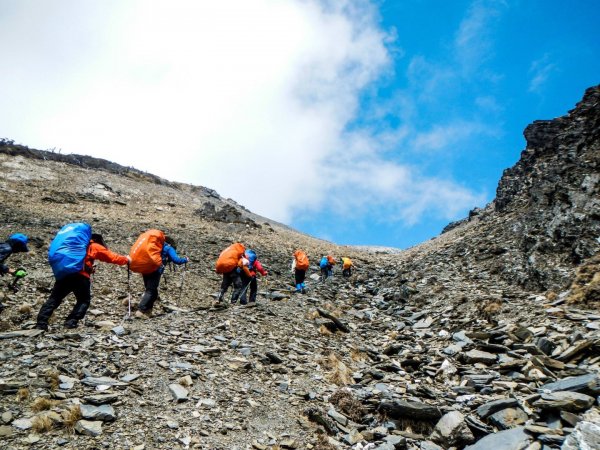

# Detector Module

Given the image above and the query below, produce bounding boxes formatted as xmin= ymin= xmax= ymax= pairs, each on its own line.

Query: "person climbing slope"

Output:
xmin=128 ymin=229 xmax=188 ymax=319
xmin=239 ymin=249 xmax=268 ymax=305
xmin=36 ymin=224 xmax=130 ymax=330
xmin=341 ymin=256 xmax=354 ymax=278
xmin=319 ymin=255 xmax=336 ymax=281
xmin=292 ymin=249 xmax=309 ymax=293
xmin=0 ymin=233 xmax=29 ymax=312
xmin=215 ymin=242 xmax=246 ymax=304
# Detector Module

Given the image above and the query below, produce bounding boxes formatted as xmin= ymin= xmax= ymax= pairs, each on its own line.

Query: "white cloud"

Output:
xmin=528 ymin=54 xmax=557 ymax=93
xmin=0 ymin=0 xmax=486 ymax=229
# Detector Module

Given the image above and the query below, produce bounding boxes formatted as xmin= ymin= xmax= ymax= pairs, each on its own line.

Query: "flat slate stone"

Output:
xmin=463 ymin=350 xmax=497 ymax=365
xmin=464 ymin=426 xmax=533 ymax=450
xmin=476 ymin=398 xmax=519 ymax=418
xmin=82 ymin=376 xmax=128 ymax=387
xmin=169 ymin=383 xmax=189 ymax=402
xmin=540 ymin=373 xmax=600 ymax=395
xmin=488 ymin=407 xmax=529 ymax=430
xmin=431 ymin=410 xmax=474 ymax=447
xmin=80 ymin=404 xmax=116 ymax=422
xmin=0 ymin=329 xmax=44 ymax=339
xmin=75 ymin=420 xmax=103 ymax=437
xmin=379 ymin=400 xmax=442 ymax=420
xmin=533 ymin=391 xmax=595 ymax=412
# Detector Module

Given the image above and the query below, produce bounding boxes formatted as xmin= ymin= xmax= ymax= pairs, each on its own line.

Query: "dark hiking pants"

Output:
xmin=294 ymin=269 xmax=306 ymax=285
xmin=139 ymin=270 xmax=162 ymax=313
xmin=36 ymin=274 xmax=91 ymax=327
xmin=220 ymin=270 xmax=242 ymax=301
xmin=240 ymin=273 xmax=257 ymax=303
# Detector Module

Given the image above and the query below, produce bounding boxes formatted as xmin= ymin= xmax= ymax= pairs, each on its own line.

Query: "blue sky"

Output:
xmin=0 ymin=0 xmax=598 ymax=248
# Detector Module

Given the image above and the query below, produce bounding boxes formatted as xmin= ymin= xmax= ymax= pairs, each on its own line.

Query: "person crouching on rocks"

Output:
xmin=239 ymin=249 xmax=268 ymax=305
xmin=36 ymin=228 xmax=130 ymax=330
xmin=215 ymin=242 xmax=246 ymax=304
xmin=0 ymin=233 xmax=30 ymax=312
xmin=292 ymin=249 xmax=309 ymax=293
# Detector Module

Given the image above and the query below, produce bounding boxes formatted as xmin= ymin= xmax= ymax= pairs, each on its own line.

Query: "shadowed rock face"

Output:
xmin=0 ymin=86 xmax=598 ymax=449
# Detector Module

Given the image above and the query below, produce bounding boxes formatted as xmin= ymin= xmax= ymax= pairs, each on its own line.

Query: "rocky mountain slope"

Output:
xmin=0 ymin=86 xmax=598 ymax=450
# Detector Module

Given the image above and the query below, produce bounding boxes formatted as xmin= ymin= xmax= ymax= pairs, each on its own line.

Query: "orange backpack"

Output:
xmin=129 ymin=229 xmax=165 ymax=274
xmin=294 ymin=250 xmax=309 ymax=270
xmin=215 ymin=243 xmax=245 ymax=274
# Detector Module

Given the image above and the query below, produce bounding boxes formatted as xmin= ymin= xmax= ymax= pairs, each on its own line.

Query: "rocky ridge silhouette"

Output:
xmin=0 ymin=86 xmax=598 ymax=449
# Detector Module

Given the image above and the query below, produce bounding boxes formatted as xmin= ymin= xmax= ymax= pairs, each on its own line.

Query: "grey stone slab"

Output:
xmin=464 ymin=426 xmax=533 ymax=450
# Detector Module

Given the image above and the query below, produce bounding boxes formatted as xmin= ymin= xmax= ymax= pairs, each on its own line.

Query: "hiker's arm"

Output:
xmin=255 ymin=260 xmax=267 ymax=276
xmin=91 ymin=244 xmax=129 ymax=266
xmin=166 ymin=246 xmax=188 ymax=265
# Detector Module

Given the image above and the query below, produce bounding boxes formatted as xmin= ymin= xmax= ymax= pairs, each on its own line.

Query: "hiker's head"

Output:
xmin=8 ymin=233 xmax=29 ymax=252
xmin=90 ymin=233 xmax=107 ymax=248
xmin=165 ymin=236 xmax=177 ymax=250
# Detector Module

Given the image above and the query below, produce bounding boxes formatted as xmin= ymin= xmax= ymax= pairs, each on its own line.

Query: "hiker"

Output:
xmin=0 ymin=233 xmax=29 ymax=311
xmin=291 ymin=249 xmax=309 ymax=293
xmin=239 ymin=249 xmax=268 ymax=304
xmin=341 ymin=257 xmax=353 ymax=278
xmin=36 ymin=224 xmax=130 ymax=330
xmin=319 ymin=255 xmax=336 ymax=280
xmin=129 ymin=230 xmax=188 ymax=319
xmin=215 ymin=242 xmax=246 ymax=303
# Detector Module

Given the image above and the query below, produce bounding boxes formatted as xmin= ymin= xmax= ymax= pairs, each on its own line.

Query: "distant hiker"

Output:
xmin=0 ymin=233 xmax=29 ymax=312
xmin=291 ymin=249 xmax=309 ymax=293
xmin=128 ymin=230 xmax=188 ymax=319
xmin=319 ymin=255 xmax=336 ymax=281
xmin=215 ymin=242 xmax=246 ymax=304
xmin=239 ymin=249 xmax=268 ymax=304
xmin=341 ymin=257 xmax=353 ymax=278
xmin=36 ymin=224 xmax=130 ymax=330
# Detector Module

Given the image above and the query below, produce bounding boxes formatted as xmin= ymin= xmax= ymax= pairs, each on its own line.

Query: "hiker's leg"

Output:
xmin=230 ymin=272 xmax=243 ymax=301
xmin=36 ymin=277 xmax=73 ymax=328
xmin=65 ymin=275 xmax=91 ymax=325
xmin=139 ymin=271 xmax=161 ymax=313
xmin=239 ymin=274 xmax=251 ymax=303
xmin=219 ymin=272 xmax=233 ymax=300
xmin=248 ymin=277 xmax=258 ymax=302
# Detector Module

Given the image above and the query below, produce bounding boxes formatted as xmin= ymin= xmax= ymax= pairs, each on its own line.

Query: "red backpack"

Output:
xmin=129 ymin=230 xmax=165 ymax=274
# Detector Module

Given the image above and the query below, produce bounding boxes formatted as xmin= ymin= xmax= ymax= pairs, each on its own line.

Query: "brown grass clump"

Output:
xmin=31 ymin=397 xmax=61 ymax=412
xmin=567 ymin=254 xmax=600 ymax=305
xmin=329 ymin=389 xmax=365 ymax=422
xmin=307 ymin=310 xmax=320 ymax=320
xmin=62 ymin=405 xmax=82 ymax=433
xmin=350 ymin=348 xmax=368 ymax=362
xmin=16 ymin=388 xmax=30 ymax=402
xmin=396 ymin=417 xmax=434 ymax=436
xmin=319 ymin=324 xmax=333 ymax=336
xmin=44 ymin=370 xmax=60 ymax=391
xmin=545 ymin=291 xmax=558 ymax=301
xmin=314 ymin=434 xmax=338 ymax=450
xmin=319 ymin=352 xmax=352 ymax=386
xmin=32 ymin=414 xmax=54 ymax=433
xmin=18 ymin=303 xmax=33 ymax=315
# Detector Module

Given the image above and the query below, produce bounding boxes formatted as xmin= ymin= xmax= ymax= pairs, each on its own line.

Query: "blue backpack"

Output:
xmin=319 ymin=256 xmax=328 ymax=269
xmin=245 ymin=249 xmax=257 ymax=269
xmin=48 ymin=223 xmax=92 ymax=280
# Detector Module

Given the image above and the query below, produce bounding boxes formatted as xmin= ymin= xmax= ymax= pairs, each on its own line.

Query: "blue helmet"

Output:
xmin=8 ymin=233 xmax=29 ymax=252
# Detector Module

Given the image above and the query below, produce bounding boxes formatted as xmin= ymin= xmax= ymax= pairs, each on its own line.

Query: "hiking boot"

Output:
xmin=35 ymin=323 xmax=48 ymax=331
xmin=240 ymin=299 xmax=248 ymax=305
xmin=64 ymin=320 xmax=78 ymax=329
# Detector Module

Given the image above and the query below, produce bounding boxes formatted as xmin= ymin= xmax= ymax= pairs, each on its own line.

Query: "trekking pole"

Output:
xmin=127 ymin=265 xmax=132 ymax=319
xmin=178 ymin=262 xmax=187 ymax=304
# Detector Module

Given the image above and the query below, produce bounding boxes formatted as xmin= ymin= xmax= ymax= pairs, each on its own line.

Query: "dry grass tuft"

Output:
xmin=396 ymin=417 xmax=435 ymax=435
xmin=16 ymin=388 xmax=30 ymax=402
xmin=32 ymin=414 xmax=54 ymax=433
xmin=31 ymin=397 xmax=60 ymax=412
xmin=350 ymin=348 xmax=368 ymax=362
xmin=319 ymin=352 xmax=352 ymax=386
xmin=314 ymin=434 xmax=338 ymax=450
xmin=329 ymin=389 xmax=365 ymax=421
xmin=62 ymin=405 xmax=81 ymax=433
xmin=319 ymin=324 xmax=333 ymax=335
xmin=307 ymin=310 xmax=320 ymax=320
xmin=44 ymin=370 xmax=60 ymax=391
xmin=567 ymin=254 xmax=600 ymax=305
xmin=18 ymin=303 xmax=33 ymax=315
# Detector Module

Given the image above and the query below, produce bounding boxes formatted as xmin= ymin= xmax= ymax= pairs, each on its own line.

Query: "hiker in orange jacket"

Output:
xmin=292 ymin=249 xmax=309 ymax=293
xmin=36 ymin=234 xmax=130 ymax=330
xmin=216 ymin=243 xmax=246 ymax=303
xmin=239 ymin=249 xmax=267 ymax=305
xmin=341 ymin=257 xmax=353 ymax=278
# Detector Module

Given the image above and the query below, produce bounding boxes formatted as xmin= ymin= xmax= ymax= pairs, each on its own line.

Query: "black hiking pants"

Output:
xmin=36 ymin=274 xmax=91 ymax=327
xmin=220 ymin=269 xmax=242 ymax=302
xmin=240 ymin=273 xmax=257 ymax=303
xmin=294 ymin=269 xmax=306 ymax=285
xmin=342 ymin=268 xmax=352 ymax=278
xmin=139 ymin=270 xmax=162 ymax=313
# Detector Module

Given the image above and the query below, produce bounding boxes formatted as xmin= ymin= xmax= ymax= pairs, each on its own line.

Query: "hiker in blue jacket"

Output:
xmin=135 ymin=236 xmax=188 ymax=319
xmin=0 ymin=233 xmax=29 ymax=312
